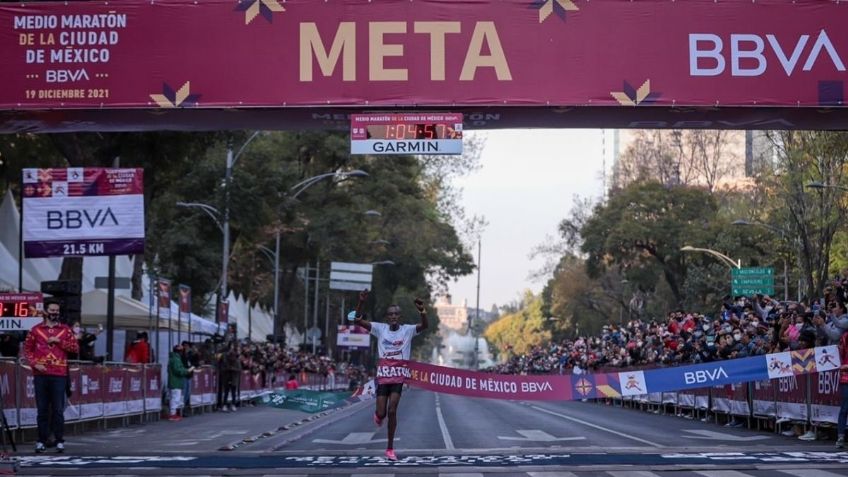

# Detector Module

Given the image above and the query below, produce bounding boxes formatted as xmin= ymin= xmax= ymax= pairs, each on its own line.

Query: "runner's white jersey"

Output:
xmin=371 ymin=322 xmax=418 ymax=360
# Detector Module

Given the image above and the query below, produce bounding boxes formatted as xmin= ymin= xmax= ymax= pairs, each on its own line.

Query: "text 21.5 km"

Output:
xmin=63 ymin=242 xmax=104 ymax=255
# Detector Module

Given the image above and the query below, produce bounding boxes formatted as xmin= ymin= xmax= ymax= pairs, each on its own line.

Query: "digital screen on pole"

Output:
xmin=351 ymin=113 xmax=463 ymax=155
xmin=364 ymin=123 xmax=461 ymax=140
xmin=0 ymin=293 xmax=44 ymax=331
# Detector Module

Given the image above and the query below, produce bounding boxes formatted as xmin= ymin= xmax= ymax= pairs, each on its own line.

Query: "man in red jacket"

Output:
xmin=23 ymin=299 xmax=79 ymax=453
xmin=125 ymin=332 xmax=150 ymax=364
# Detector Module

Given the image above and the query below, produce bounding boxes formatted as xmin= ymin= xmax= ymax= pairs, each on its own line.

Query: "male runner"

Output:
xmin=352 ymin=289 xmax=427 ymax=461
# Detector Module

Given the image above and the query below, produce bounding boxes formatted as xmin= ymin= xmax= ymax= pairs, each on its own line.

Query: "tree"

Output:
xmin=613 ymin=130 xmax=741 ymax=193
xmin=580 ymin=182 xmax=719 ymax=307
xmin=757 ymin=131 xmax=848 ymax=300
xmin=483 ymin=291 xmax=550 ymax=357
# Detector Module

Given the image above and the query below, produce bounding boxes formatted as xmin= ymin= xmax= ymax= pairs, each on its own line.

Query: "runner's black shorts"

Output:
xmin=376 ymin=382 xmax=404 ymax=396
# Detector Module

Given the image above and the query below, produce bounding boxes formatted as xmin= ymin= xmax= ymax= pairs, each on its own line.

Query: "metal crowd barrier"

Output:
xmin=0 ymin=358 xmax=163 ymax=434
xmin=0 ymin=357 xmax=354 ymax=445
xmin=603 ymin=367 xmax=842 ymax=435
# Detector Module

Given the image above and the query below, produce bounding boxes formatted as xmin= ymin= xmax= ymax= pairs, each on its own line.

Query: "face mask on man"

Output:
xmin=733 ymin=333 xmax=742 ymax=341
xmin=46 ymin=311 xmax=60 ymax=322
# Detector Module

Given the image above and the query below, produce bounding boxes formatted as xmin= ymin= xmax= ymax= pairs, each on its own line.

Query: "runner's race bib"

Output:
xmin=376 ymin=359 xmax=410 ymax=385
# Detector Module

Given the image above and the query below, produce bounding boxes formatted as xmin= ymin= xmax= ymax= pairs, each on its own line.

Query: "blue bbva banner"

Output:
xmin=644 ymin=345 xmax=841 ymax=394
xmin=388 ymin=345 xmax=843 ymax=401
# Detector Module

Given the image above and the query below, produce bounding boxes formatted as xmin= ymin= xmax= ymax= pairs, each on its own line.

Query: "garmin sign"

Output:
xmin=22 ymin=168 xmax=145 ymax=258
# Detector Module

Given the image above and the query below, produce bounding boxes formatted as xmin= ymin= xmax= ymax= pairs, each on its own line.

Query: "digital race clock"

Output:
xmin=351 ymin=113 xmax=463 ymax=155
xmin=0 ymin=292 xmax=43 ymax=331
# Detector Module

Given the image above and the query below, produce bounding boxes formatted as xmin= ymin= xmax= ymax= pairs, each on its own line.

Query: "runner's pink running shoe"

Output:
xmin=374 ymin=413 xmax=383 ymax=427
xmin=385 ymin=449 xmax=397 ymax=461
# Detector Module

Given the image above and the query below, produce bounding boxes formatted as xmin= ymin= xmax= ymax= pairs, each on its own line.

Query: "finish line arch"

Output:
xmin=2 ymin=0 xmax=847 ymax=133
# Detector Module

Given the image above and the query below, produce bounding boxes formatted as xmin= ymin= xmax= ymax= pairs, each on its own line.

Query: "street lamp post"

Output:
xmin=177 ymin=169 xmax=368 ymax=330
xmin=221 ymin=132 xmax=262 ymax=319
xmin=473 ymin=238 xmax=481 ymax=370
xmin=732 ymin=219 xmax=790 ymax=300
xmin=680 ymin=245 xmax=740 ymax=269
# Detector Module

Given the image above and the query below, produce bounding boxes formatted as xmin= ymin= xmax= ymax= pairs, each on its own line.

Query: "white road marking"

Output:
xmin=608 ymin=472 xmax=662 ymax=477
xmin=435 ymin=393 xmax=455 ymax=450
xmin=695 ymin=471 xmax=760 ymax=477
xmin=497 ymin=429 xmax=585 ymax=442
xmin=313 ymin=432 xmax=389 ymax=445
xmin=437 ymin=474 xmax=484 ymax=477
xmin=778 ymin=470 xmax=848 ymax=477
xmin=527 ymin=472 xmax=579 ymax=477
xmin=529 ymin=405 xmax=663 ymax=448
xmin=682 ymin=429 xmax=771 ymax=441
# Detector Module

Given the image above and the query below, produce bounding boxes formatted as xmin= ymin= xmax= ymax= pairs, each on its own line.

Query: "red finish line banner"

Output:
xmin=1 ymin=0 xmax=847 ymax=111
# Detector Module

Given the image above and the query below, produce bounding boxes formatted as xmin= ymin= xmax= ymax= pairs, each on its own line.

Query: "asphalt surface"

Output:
xmin=11 ymin=388 xmax=848 ymax=476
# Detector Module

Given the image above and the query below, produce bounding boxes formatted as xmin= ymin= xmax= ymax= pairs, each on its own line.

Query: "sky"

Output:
xmin=446 ymin=129 xmax=610 ymax=312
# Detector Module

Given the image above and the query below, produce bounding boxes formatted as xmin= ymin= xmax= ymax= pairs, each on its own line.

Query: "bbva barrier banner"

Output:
xmin=21 ymin=168 xmax=145 ymax=258
xmin=2 ymin=0 xmax=848 ymax=113
xmin=376 ymin=345 xmax=842 ymax=401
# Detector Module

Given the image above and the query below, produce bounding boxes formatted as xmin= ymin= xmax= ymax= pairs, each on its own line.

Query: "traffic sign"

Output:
xmin=730 ymin=267 xmax=774 ymax=296
xmin=731 ymin=278 xmax=773 ymax=286
xmin=731 ymin=267 xmax=774 ymax=276
xmin=732 ymin=286 xmax=776 ymax=296
xmin=307 ymin=327 xmax=322 ymax=341
xmin=330 ymin=262 xmax=373 ymax=292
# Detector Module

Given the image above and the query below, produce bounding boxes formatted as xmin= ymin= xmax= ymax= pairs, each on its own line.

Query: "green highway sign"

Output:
xmin=730 ymin=267 xmax=774 ymax=296
xmin=731 ymin=267 xmax=774 ymax=276
xmin=732 ymin=277 xmax=773 ymax=286
xmin=732 ymin=286 xmax=776 ymax=296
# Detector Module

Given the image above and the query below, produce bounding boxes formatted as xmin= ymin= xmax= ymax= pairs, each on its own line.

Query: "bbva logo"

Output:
xmin=684 ymin=367 xmax=729 ymax=384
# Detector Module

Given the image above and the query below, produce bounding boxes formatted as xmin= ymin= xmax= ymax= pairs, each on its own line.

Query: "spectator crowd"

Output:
xmin=487 ymin=288 xmax=848 ymax=376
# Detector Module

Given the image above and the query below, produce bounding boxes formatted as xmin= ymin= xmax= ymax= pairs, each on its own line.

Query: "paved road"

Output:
xmin=12 ymin=388 xmax=848 ymax=476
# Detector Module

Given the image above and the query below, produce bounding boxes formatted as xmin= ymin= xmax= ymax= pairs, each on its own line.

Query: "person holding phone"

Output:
xmin=350 ymin=289 xmax=428 ymax=461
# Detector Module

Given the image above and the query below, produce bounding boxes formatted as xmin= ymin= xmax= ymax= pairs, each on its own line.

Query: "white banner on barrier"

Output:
xmin=127 ymin=399 xmax=144 ymax=414
xmin=753 ymin=399 xmax=776 ymax=417
xmin=677 ymin=393 xmax=695 ymax=408
xmin=3 ymin=409 xmax=17 ymax=428
xmin=712 ymin=397 xmax=731 ymax=414
xmin=145 ymin=398 xmax=161 ymax=412
xmin=811 ymin=404 xmax=839 ymax=424
xmin=19 ymin=407 xmax=36 ymax=427
xmin=81 ymin=403 xmax=104 ymax=420
xmin=64 ymin=402 xmax=80 ymax=422
xmin=776 ymin=401 xmax=807 ymax=421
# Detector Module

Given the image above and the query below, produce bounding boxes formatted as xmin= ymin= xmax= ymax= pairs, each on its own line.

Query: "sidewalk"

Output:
xmin=23 ymin=405 xmax=313 ymax=456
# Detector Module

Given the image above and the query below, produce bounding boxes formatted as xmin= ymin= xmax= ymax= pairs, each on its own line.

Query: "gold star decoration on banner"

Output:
xmin=150 ymin=81 xmax=200 ymax=108
xmin=237 ymin=0 xmax=285 ymax=25
xmin=532 ymin=0 xmax=579 ymax=24
xmin=610 ymin=79 xmax=661 ymax=106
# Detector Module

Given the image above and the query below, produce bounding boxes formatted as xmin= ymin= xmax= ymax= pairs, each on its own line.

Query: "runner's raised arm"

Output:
xmin=414 ymin=298 xmax=428 ymax=333
xmin=354 ymin=289 xmax=372 ymax=331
